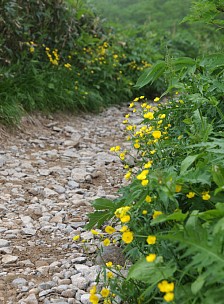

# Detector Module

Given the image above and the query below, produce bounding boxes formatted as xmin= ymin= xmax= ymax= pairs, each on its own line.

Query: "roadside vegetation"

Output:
xmin=84 ymin=1 xmax=224 ymax=303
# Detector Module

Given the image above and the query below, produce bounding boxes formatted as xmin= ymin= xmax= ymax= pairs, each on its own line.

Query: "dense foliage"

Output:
xmin=0 ymin=0 xmax=154 ymax=124
xmin=85 ymin=1 xmax=224 ymax=303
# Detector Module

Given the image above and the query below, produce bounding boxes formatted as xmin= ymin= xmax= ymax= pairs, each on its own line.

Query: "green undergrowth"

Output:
xmin=84 ymin=1 xmax=224 ymax=303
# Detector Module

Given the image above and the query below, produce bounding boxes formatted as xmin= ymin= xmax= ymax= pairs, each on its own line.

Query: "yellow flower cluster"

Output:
xmin=115 ymin=206 xmax=131 ymax=223
xmin=45 ymin=47 xmax=60 ymax=65
xmin=89 ymin=285 xmax=99 ymax=304
xmin=137 ymin=169 xmax=149 ymax=186
xmin=158 ymin=280 xmax=175 ymax=302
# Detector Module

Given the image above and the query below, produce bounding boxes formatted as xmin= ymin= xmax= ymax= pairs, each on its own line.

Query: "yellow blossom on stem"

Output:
xmin=142 ymin=210 xmax=148 ymax=215
xmin=144 ymin=112 xmax=154 ymax=120
xmin=106 ymin=261 xmax=113 ymax=268
xmin=101 ymin=288 xmax=110 ymax=298
xmin=145 ymin=195 xmax=152 ymax=203
xmin=134 ymin=143 xmax=140 ymax=149
xmin=137 ymin=170 xmax=149 ymax=180
xmin=89 ymin=294 xmax=99 ymax=304
xmin=73 ymin=235 xmax=80 ymax=241
xmin=120 ymin=226 xmax=128 ymax=232
xmin=91 ymin=229 xmax=99 ymax=235
xmin=186 ymin=192 xmax=195 ymax=198
xmin=150 ymin=150 xmax=156 ymax=155
xmin=202 ymin=191 xmax=211 ymax=200
xmin=164 ymin=292 xmax=174 ymax=302
xmin=120 ymin=215 xmax=131 ymax=223
xmin=134 ymin=97 xmax=139 ymax=102
xmin=158 ymin=280 xmax=175 ymax=293
xmin=129 ymin=102 xmax=135 ymax=108
xmin=175 ymin=185 xmax=182 ymax=193
xmin=103 ymin=238 xmax=110 ymax=246
xmin=146 ymin=235 xmax=156 ymax=244
xmin=152 ymin=130 xmax=162 ymax=139
xmin=154 ymin=97 xmax=160 ymax=102
xmin=107 ymin=271 xmax=114 ymax=279
xmin=105 ymin=226 xmax=116 ymax=234
xmin=124 ymin=171 xmax=132 ymax=180
xmin=141 ymin=179 xmax=149 ymax=186
xmin=146 ymin=253 xmax=156 ymax=262
xmin=153 ymin=210 xmax=163 ymax=219
xmin=122 ymin=231 xmax=134 ymax=244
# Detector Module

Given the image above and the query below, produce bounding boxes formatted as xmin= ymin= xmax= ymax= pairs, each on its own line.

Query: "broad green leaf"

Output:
xmin=92 ymin=198 xmax=115 ymax=211
xmin=191 ymin=275 xmax=206 ymax=295
xmin=135 ymin=61 xmax=166 ymax=88
xmin=180 ymin=154 xmax=199 ymax=174
xmin=212 ymin=165 xmax=224 ymax=188
xmin=127 ymin=257 xmax=176 ymax=283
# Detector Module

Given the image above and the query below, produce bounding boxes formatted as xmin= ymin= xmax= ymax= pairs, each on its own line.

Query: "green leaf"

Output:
xmin=92 ymin=198 xmax=115 ymax=211
xmin=85 ymin=210 xmax=112 ymax=229
xmin=180 ymin=154 xmax=199 ymax=174
xmin=135 ymin=61 xmax=166 ymax=88
xmin=127 ymin=257 xmax=176 ymax=283
xmin=212 ymin=165 xmax=224 ymax=188
xmin=151 ymin=210 xmax=188 ymax=225
xmin=191 ymin=275 xmax=206 ymax=295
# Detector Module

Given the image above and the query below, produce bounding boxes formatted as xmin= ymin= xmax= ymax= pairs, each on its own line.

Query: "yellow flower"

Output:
xmin=106 ymin=261 xmax=113 ymax=268
xmin=158 ymin=280 xmax=175 ymax=293
xmin=114 ymin=146 xmax=120 ymax=151
xmin=129 ymin=102 xmax=135 ymax=108
xmin=122 ymin=231 xmax=134 ymax=244
xmin=159 ymin=114 xmax=166 ymax=119
xmin=105 ymin=226 xmax=116 ymax=234
xmin=123 ymin=120 xmax=128 ymax=124
xmin=202 ymin=191 xmax=211 ymax=200
xmin=145 ymin=195 xmax=152 ymax=203
xmin=164 ymin=292 xmax=174 ymax=302
xmin=29 ymin=47 xmax=35 ymax=53
xmin=120 ymin=215 xmax=131 ymax=223
xmin=137 ymin=170 xmax=149 ymax=180
xmin=91 ymin=229 xmax=99 ymax=235
xmin=125 ymin=171 xmax=132 ymax=180
xmin=119 ymin=152 xmax=126 ymax=160
xmin=133 ymin=108 xmax=136 ymax=113
xmin=110 ymin=147 xmax=115 ymax=152
xmin=142 ymin=210 xmax=148 ymax=215
xmin=115 ymin=206 xmax=131 ymax=219
xmin=175 ymin=185 xmax=182 ymax=193
xmin=144 ymin=161 xmax=153 ymax=169
xmin=150 ymin=150 xmax=156 ymax=155
xmin=125 ymin=114 xmax=130 ymax=118
xmin=146 ymin=235 xmax=156 ymax=244
xmin=144 ymin=112 xmax=154 ymax=120
xmin=89 ymin=293 xmax=99 ymax=304
xmin=134 ymin=97 xmax=139 ymax=102
xmin=152 ymin=130 xmax=162 ymax=139
xmin=153 ymin=210 xmax=163 ymax=219
xmin=140 ymin=95 xmax=145 ymax=99
xmin=134 ymin=143 xmax=140 ymax=149
xmin=141 ymin=179 xmax=149 ymax=186
xmin=90 ymin=285 xmax=97 ymax=294
xmin=101 ymin=288 xmax=110 ymax=298
xmin=72 ymin=235 xmax=80 ymax=241
xmin=126 ymin=125 xmax=133 ymax=131
xmin=186 ymin=191 xmax=195 ymax=198
xmin=120 ymin=225 xmax=128 ymax=232
xmin=154 ymin=97 xmax=160 ymax=102
xmin=107 ymin=271 xmax=114 ymax=279
xmin=146 ymin=253 xmax=156 ymax=262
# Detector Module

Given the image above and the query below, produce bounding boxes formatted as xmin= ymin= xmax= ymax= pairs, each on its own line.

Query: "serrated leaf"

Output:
xmin=127 ymin=257 xmax=176 ymax=283
xmin=85 ymin=210 xmax=112 ymax=229
xmin=92 ymin=198 xmax=115 ymax=211
xmin=191 ymin=275 xmax=206 ymax=295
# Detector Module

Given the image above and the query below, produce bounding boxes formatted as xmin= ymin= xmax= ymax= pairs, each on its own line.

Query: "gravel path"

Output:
xmin=0 ymin=106 xmax=128 ymax=304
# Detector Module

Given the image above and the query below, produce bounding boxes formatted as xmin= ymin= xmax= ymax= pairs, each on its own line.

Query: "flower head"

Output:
xmin=122 ymin=231 xmax=134 ymax=244
xmin=146 ymin=253 xmax=156 ymax=262
xmin=146 ymin=235 xmax=156 ymax=245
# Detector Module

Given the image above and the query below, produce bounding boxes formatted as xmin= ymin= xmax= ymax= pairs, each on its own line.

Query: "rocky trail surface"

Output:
xmin=0 ymin=106 xmax=128 ymax=304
